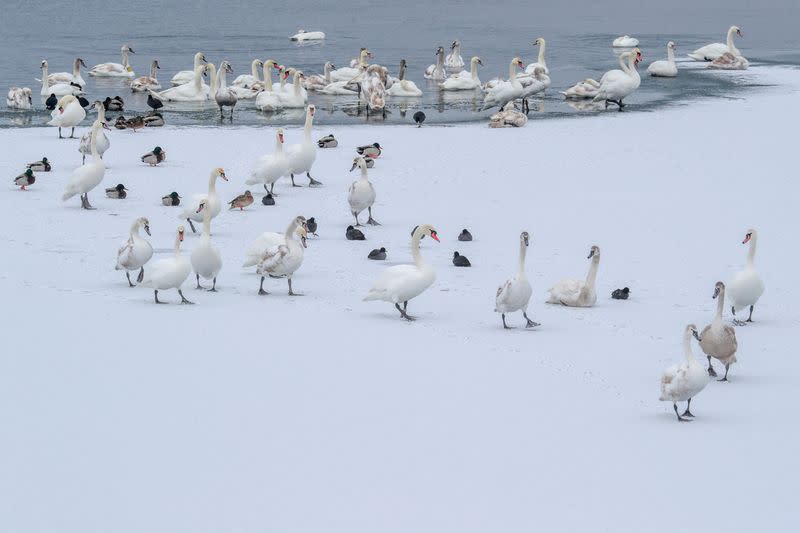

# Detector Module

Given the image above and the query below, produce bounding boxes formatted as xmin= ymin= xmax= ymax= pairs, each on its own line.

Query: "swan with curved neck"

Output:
xmin=131 ymin=60 xmax=162 ymax=91
xmin=257 ymin=216 xmax=308 ymax=296
xmin=495 ymin=231 xmax=539 ymax=328
xmin=48 ymin=94 xmax=86 ymax=138
xmin=180 ymin=167 xmax=228 ymax=233
xmin=546 ymin=245 xmax=600 ymax=307
xmin=47 ymin=57 xmax=87 ymax=87
xmin=593 ymin=49 xmax=641 ymax=109
xmin=61 ymin=119 xmax=106 ymax=209
xmin=660 ymin=325 xmax=710 ymax=421
xmin=115 ymin=217 xmax=153 ymax=286
xmin=689 ymin=25 xmax=742 ymax=61
xmin=699 ymin=282 xmax=738 ymax=381
xmin=170 ymin=52 xmax=208 ymax=85
xmin=728 ymin=228 xmax=765 ymax=324
xmin=89 ymin=44 xmax=135 ymax=77
xmin=148 ymin=64 xmax=209 ymax=102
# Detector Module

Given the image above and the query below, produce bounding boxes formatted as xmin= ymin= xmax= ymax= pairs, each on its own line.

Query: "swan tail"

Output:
xmin=362 ymin=290 xmax=385 ymax=302
xmin=241 ymin=256 xmax=259 ymax=268
xmin=61 ymin=189 xmax=77 ymax=201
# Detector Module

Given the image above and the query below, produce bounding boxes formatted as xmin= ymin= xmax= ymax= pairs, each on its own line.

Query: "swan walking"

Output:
xmin=424 ymin=47 xmax=446 ymax=81
xmin=699 ymin=282 xmax=738 ymax=381
xmin=61 ymin=119 xmax=106 ymax=209
xmin=440 ymin=56 xmax=483 ymax=91
xmin=256 ymin=216 xmax=308 ymax=296
xmin=364 ymin=224 xmax=440 ymax=321
xmin=180 ymin=168 xmax=228 ymax=233
xmin=115 ymin=217 xmax=153 ymax=286
xmin=130 ymin=60 xmax=162 ymax=92
xmin=89 ymin=44 xmax=135 ymax=77
xmin=79 ymin=101 xmax=110 ymax=163
xmin=593 ymin=49 xmax=641 ymax=110
xmin=648 ymin=42 xmax=678 ymax=77
xmin=190 ymin=201 xmax=223 ymax=291
xmin=386 ymin=59 xmax=423 ymax=97
xmin=348 ymin=156 xmax=379 ymax=226
xmin=39 ymin=60 xmax=84 ymax=97
xmin=246 ymin=128 xmax=289 ymax=195
xmin=140 ymin=226 xmax=193 ymax=304
xmin=286 ymin=105 xmax=322 ymax=187
xmin=170 ymin=52 xmax=208 ymax=86
xmin=688 ymin=26 xmax=742 ymax=61
xmin=659 ymin=325 xmax=710 ymax=422
xmin=728 ymin=229 xmax=765 ymax=325
xmin=7 ymin=87 xmax=33 ymax=110
xmin=495 ymin=231 xmax=539 ymax=329
xmin=547 ymin=245 xmax=600 ymax=307
xmin=444 ymin=40 xmax=464 ymax=72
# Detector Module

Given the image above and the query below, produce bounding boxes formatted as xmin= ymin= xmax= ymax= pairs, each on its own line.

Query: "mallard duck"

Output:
xmin=114 ymin=116 xmax=128 ymax=129
xmin=147 ymin=93 xmax=164 ymax=112
xmin=453 ymin=251 xmax=471 ymax=267
xmin=368 ymin=247 xmax=387 ymax=260
xmin=126 ymin=115 xmax=145 ymax=131
xmin=306 ymin=217 xmax=318 ymax=236
xmin=458 ymin=229 xmax=473 ymax=241
xmin=143 ymin=112 xmax=164 ymax=127
xmin=229 ymin=190 xmax=254 ymax=210
xmin=141 ymin=146 xmax=166 ymax=166
xmin=45 ymin=93 xmax=58 ymax=111
xmin=27 ymin=157 xmax=51 ymax=172
xmin=356 ymin=142 xmax=382 ymax=158
xmin=103 ymin=95 xmax=124 ymax=111
xmin=317 ymin=134 xmax=337 ymax=148
xmin=413 ymin=111 xmax=426 ymax=127
xmin=105 ymin=183 xmax=127 ymax=199
xmin=77 ymin=95 xmax=91 ymax=108
xmin=162 ymin=191 xmax=181 ymax=206
xmin=14 ymin=168 xmax=35 ymax=190
xmin=611 ymin=287 xmax=630 ymax=300
xmin=364 ymin=156 xmax=375 ymax=168
xmin=262 ymin=193 xmax=275 ymax=206
xmin=346 ymin=225 xmax=365 ymax=240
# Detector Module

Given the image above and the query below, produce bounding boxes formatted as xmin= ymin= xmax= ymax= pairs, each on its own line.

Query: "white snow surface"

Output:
xmin=1 ymin=66 xmax=798 ymax=532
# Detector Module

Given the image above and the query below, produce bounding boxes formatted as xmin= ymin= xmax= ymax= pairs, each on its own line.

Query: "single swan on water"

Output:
xmin=190 ymin=201 xmax=223 ymax=291
xmin=688 ymin=26 xmax=742 ymax=61
xmin=546 ymin=245 xmax=600 ymax=307
xmin=524 ymin=38 xmax=548 ymax=74
xmin=728 ymin=228 xmax=765 ymax=325
xmin=386 ymin=59 xmax=423 ymax=96
xmin=290 ymin=29 xmax=326 ymax=41
xmin=495 ymin=231 xmax=539 ymax=329
xmin=364 ymin=224 xmax=440 ymax=321
xmin=699 ymin=282 xmax=738 ymax=381
xmin=89 ymin=44 xmax=135 ymax=77
xmin=659 ymin=324 xmax=710 ymax=422
xmin=131 ymin=60 xmax=162 ymax=92
xmin=140 ymin=226 xmax=193 ymax=304
xmin=444 ymin=40 xmax=464 ymax=71
xmin=61 ymin=119 xmax=106 ymax=209
xmin=440 ymin=56 xmax=483 ymax=91
xmin=647 ymin=41 xmax=678 ymax=77
xmin=115 ymin=217 xmax=153 ymax=286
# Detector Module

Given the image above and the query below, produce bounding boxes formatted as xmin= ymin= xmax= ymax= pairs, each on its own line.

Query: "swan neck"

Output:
xmin=715 ymin=288 xmax=725 ymax=322
xmin=218 ymin=66 xmax=228 ymax=90
xmin=746 ymin=235 xmax=757 ymax=266
xmin=173 ymin=233 xmax=183 ymax=256
xmin=508 ymin=60 xmax=516 ymax=80
xmin=208 ymin=172 xmax=218 ymax=193
xmin=538 ymin=42 xmax=546 ymax=67
xmin=121 ymin=49 xmax=129 ymax=68
xmin=517 ymin=241 xmax=527 ymax=276
xmin=90 ymin=122 xmax=100 ymax=159
xmin=73 ymin=59 xmax=81 ymax=76
xmin=411 ymin=232 xmax=425 ymax=267
xmin=150 ymin=62 xmax=158 ymax=78
xmin=263 ymin=65 xmax=273 ymax=91
xmin=130 ymin=219 xmax=142 ymax=236
xmin=360 ymin=166 xmax=369 ymax=180
xmin=252 ymin=60 xmax=260 ymax=79
xmin=284 ymin=220 xmax=298 ymax=240
xmin=585 ymin=255 xmax=600 ymax=289
xmin=683 ymin=332 xmax=695 ymax=363
xmin=470 ymin=60 xmax=478 ymax=79
xmin=667 ymin=46 xmax=675 ymax=63
xmin=727 ymin=28 xmax=736 ymax=51
xmin=398 ymin=61 xmax=406 ymax=80
xmin=194 ymin=65 xmax=205 ymax=90
xmin=437 ymin=51 xmax=444 ymax=69
xmin=201 ymin=209 xmax=211 ymax=240
xmin=41 ymin=64 xmax=49 ymax=90
xmin=303 ymin=110 xmax=313 ymax=139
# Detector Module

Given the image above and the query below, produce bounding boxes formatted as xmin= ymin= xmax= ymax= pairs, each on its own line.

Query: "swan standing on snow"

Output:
xmin=287 ymin=105 xmax=322 ymax=187
xmin=61 ymin=119 xmax=106 ymax=209
xmin=47 ymin=58 xmax=87 ymax=87
xmin=495 ymin=231 xmax=539 ymax=329
xmin=364 ymin=224 xmax=440 ymax=321
xmin=89 ymin=44 xmax=135 ymax=77
xmin=728 ymin=228 xmax=765 ymax=325
xmin=348 ymin=156 xmax=379 ymax=226
xmin=444 ymin=40 xmax=464 ymax=71
xmin=131 ymin=60 xmax=162 ymax=92
xmin=613 ymin=35 xmax=639 ymax=47
xmin=699 ymin=282 xmax=738 ymax=381
xmin=547 ymin=245 xmax=600 ymax=307
xmin=290 ymin=29 xmax=326 ymax=41
xmin=79 ymin=101 xmax=110 ymax=163
xmin=593 ymin=49 xmax=641 ymax=109
xmin=440 ymin=56 xmax=483 ymax=91
xmin=524 ymin=38 xmax=548 ymax=74
xmin=48 ymin=94 xmax=86 ymax=138
xmin=213 ymin=60 xmax=237 ymax=119
xmin=483 ymin=57 xmax=525 ymax=109
xmin=190 ymin=201 xmax=223 ymax=291
xmin=424 ymin=47 xmax=446 ymax=81
xmin=246 ymin=128 xmax=289 ymax=195
xmin=659 ymin=324 xmax=710 ymax=422
xmin=386 ymin=59 xmax=423 ymax=96
xmin=256 ymin=216 xmax=308 ymax=296
xmin=148 ymin=64 xmax=209 ymax=102
xmin=648 ymin=41 xmax=678 ymax=77
xmin=140 ymin=226 xmax=193 ymax=304
xmin=688 ymin=25 xmax=742 ymax=61
xmin=171 ymin=52 xmax=208 ymax=86
xmin=7 ymin=87 xmax=32 ymax=110
xmin=115 ymin=217 xmax=153 ymax=286
xmin=242 ymin=224 xmax=307 ymax=269
xmin=39 ymin=61 xmax=84 ymax=97
xmin=180 ymin=167 xmax=228 ymax=233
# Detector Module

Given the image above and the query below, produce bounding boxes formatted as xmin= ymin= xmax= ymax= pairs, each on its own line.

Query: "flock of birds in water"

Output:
xmin=8 ymin=25 xmax=762 ymax=421
xmin=5 ymin=26 xmax=750 ymax=128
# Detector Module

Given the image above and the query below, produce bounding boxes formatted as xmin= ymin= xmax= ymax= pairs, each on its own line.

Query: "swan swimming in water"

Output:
xmin=290 ymin=29 xmax=326 ymax=41
xmin=171 ymin=52 xmax=208 ymax=86
xmin=89 ymin=44 xmax=135 ymax=77
xmin=424 ymin=47 xmax=446 ymax=81
xmin=593 ymin=49 xmax=641 ymax=110
xmin=440 ymin=56 xmax=483 ymax=91
xmin=131 ymin=60 xmax=162 ymax=91
xmin=148 ymin=64 xmax=210 ymax=103
xmin=444 ymin=40 xmax=464 ymax=71
xmin=47 ymin=57 xmax=87 ymax=87
xmin=6 ymin=87 xmax=32 ymax=110
xmin=482 ymin=57 xmax=525 ymax=109
xmin=39 ymin=61 xmax=84 ymax=97
xmin=647 ymin=41 xmax=678 ymax=77
xmin=386 ymin=59 xmax=423 ymax=97
xmin=613 ymin=35 xmax=639 ymax=47
xmin=688 ymin=25 xmax=743 ymax=61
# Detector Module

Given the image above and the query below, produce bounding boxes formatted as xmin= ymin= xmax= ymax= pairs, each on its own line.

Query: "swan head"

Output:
xmin=307 ymin=104 xmax=316 ymax=117
xmin=177 ymin=226 xmax=185 ymax=242
xmin=436 ymin=46 xmax=445 ymax=56
xmin=76 ymin=58 xmax=87 ymax=68
xmin=587 ymin=245 xmax=600 ymax=259
xmin=222 ymin=61 xmax=233 ymax=74
xmin=532 ymin=37 xmax=545 ymax=46
xmin=324 ymin=61 xmax=335 ymax=70
xmin=512 ymin=57 xmax=525 ymax=69
xmin=194 ymin=52 xmax=207 ymax=63
xmin=471 ymin=56 xmax=483 ymax=67
xmin=40 ymin=60 xmax=48 ymax=69
xmin=451 ymin=40 xmax=460 ymax=50
xmin=136 ymin=217 xmax=151 ymax=236
xmin=122 ymin=44 xmax=134 ymax=54
xmin=153 ymin=59 xmax=161 ymax=69
xmin=350 ymin=156 xmax=367 ymax=172
xmin=667 ymin=41 xmax=676 ymax=50
xmin=213 ymin=167 xmax=229 ymax=181
xmin=92 ymin=99 xmax=103 ymax=111
xmin=686 ymin=324 xmax=700 ymax=341
xmin=731 ymin=26 xmax=743 ymax=37
xmin=413 ymin=224 xmax=440 ymax=242
xmin=520 ymin=231 xmax=530 ymax=247
xmin=632 ymin=48 xmax=642 ymax=65
xmin=742 ymin=228 xmax=756 ymax=244
xmin=276 ymin=128 xmax=285 ymax=144
xmin=264 ymin=59 xmax=278 ymax=70
xmin=712 ymin=281 xmax=725 ymax=299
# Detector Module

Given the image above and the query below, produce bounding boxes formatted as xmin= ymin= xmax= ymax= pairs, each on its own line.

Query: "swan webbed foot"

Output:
xmin=287 ymin=279 xmax=303 ymax=296
xmin=207 ymin=278 xmax=217 ymax=292
xmin=258 ymin=277 xmax=269 ymax=295
xmin=195 ymin=274 xmax=203 ymax=290
xmin=673 ymin=403 xmax=691 ymax=422
xmin=137 ymin=267 xmax=144 ymax=283
xmin=367 ymin=218 xmax=380 ymax=226
xmin=154 ymin=290 xmax=166 ymax=304
xmin=681 ymin=398 xmax=695 ymax=418
xmin=732 ymin=319 xmax=747 ymax=326
xmin=187 ymin=218 xmax=197 ymax=233
xmin=747 ymin=305 xmax=755 ymax=322
xmin=290 ymin=174 xmax=301 ymax=187
xmin=718 ymin=364 xmax=730 ymax=382
xmin=80 ymin=193 xmax=95 ymax=210
xmin=178 ymin=290 xmax=194 ymax=305
xmin=502 ymin=314 xmax=514 ymax=329
xmin=524 ymin=313 xmax=540 ymax=328
xmin=126 ymin=272 xmax=135 ymax=287
xmin=396 ymin=302 xmax=416 ymax=321
xmin=307 ymin=173 xmax=323 ymax=187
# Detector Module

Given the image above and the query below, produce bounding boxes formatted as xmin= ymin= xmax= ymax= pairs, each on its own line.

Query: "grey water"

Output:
xmin=1 ymin=0 xmax=798 ymax=128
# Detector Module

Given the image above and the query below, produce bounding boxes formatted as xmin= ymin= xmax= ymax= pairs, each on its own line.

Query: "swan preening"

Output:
xmin=648 ymin=42 xmax=678 ymax=77
xmin=256 ymin=216 xmax=308 ymax=296
xmin=140 ymin=226 xmax=193 ymax=304
xmin=364 ymin=224 xmax=440 ymax=321
xmin=660 ymin=324 xmax=710 ymax=422
xmin=547 ymin=245 xmax=599 ymax=307
xmin=495 ymin=231 xmax=539 ymax=329
xmin=699 ymin=282 xmax=738 ymax=381
xmin=729 ymin=229 xmax=765 ymax=325
xmin=180 ymin=167 xmax=228 ymax=233
xmin=689 ymin=26 xmax=742 ymax=61
xmin=115 ymin=217 xmax=153 ymax=286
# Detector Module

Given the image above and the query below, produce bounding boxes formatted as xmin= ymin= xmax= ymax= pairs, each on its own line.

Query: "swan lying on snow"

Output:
xmin=546 ymin=245 xmax=600 ymax=307
xmin=291 ymin=29 xmax=325 ymax=41
xmin=659 ymin=325 xmax=709 ymax=422
xmin=689 ymin=25 xmax=742 ymax=61
xmin=648 ymin=41 xmax=678 ymax=77
xmin=489 ymin=102 xmax=527 ymax=128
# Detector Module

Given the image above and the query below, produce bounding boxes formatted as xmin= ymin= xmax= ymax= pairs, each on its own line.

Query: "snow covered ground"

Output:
xmin=1 ymin=66 xmax=797 ymax=532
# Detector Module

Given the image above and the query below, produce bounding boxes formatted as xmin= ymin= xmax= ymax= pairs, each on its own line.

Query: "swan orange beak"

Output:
xmin=430 ymin=231 xmax=440 ymax=242
xmin=179 ymin=231 xmax=184 ymax=242
xmin=279 ymin=133 xmax=284 ymax=143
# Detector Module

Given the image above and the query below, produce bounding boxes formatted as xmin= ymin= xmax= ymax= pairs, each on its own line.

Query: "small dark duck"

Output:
xmin=105 ymin=183 xmax=128 ymax=199
xmin=346 ymin=225 xmax=365 ymax=240
xmin=14 ymin=168 xmax=35 ymax=190
xmin=162 ymin=191 xmax=181 ymax=206
xmin=368 ymin=247 xmax=387 ymax=260
xmin=452 ymin=251 xmax=471 ymax=267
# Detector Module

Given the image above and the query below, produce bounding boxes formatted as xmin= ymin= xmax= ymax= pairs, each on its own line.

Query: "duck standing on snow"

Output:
xmin=180 ymin=167 xmax=228 ymax=233
xmin=287 ymin=104 xmax=322 ymax=187
xmin=140 ymin=226 xmax=193 ymax=304
xmin=728 ymin=228 xmax=765 ymax=325
xmin=48 ymin=94 xmax=86 ymax=138
xmin=7 ymin=87 xmax=33 ymax=110
xmin=495 ymin=231 xmax=539 ymax=329
xmin=256 ymin=216 xmax=308 ymax=296
xmin=190 ymin=201 xmax=223 ymax=291
xmin=547 ymin=245 xmax=600 ymax=307
xmin=229 ymin=190 xmax=254 ymax=210
xmin=364 ymin=224 xmax=440 ymax=321
xmin=458 ymin=229 xmax=472 ymax=241
xmin=659 ymin=324 xmax=710 ymax=422
xmin=115 ymin=217 xmax=153 ymax=286
xmin=699 ymin=282 xmax=738 ymax=381
xmin=105 ymin=183 xmax=127 ymax=198
xmin=61 ymin=119 xmax=106 ymax=209
xmin=648 ymin=41 xmax=678 ymax=77
xmin=89 ymin=44 xmax=135 ymax=77
xmin=306 ymin=217 xmax=318 ymax=235
xmin=141 ymin=146 xmax=166 ymax=166
xmin=14 ymin=169 xmax=35 ymax=190
xmin=27 ymin=157 xmax=51 ymax=171
xmin=348 ymin=156 xmax=379 ymax=226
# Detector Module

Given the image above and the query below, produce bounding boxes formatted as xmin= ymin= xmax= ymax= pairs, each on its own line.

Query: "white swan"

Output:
xmin=524 ymin=38 xmax=548 ymax=74
xmin=386 ymin=59 xmax=423 ymax=97
xmin=170 ymin=52 xmax=207 ymax=86
xmin=246 ymin=128 xmax=289 ymax=195
xmin=213 ymin=60 xmax=238 ymax=119
xmin=364 ymin=224 xmax=440 ymax=321
xmin=613 ymin=35 xmax=639 ymax=47
xmin=728 ymin=228 xmax=765 ymax=324
xmin=290 ymin=29 xmax=326 ymax=41
xmin=593 ymin=49 xmax=641 ymax=109
xmin=648 ymin=41 xmax=678 ymax=77
xmin=89 ymin=44 xmax=135 ymax=77
xmin=277 ymin=70 xmax=309 ymax=108
xmin=47 ymin=57 xmax=87 ymax=87
xmin=348 ymin=156 xmax=379 ymax=226
xmin=495 ymin=231 xmax=539 ymax=328
xmin=329 ymin=49 xmax=371 ymax=82
xmin=115 ymin=217 xmax=153 ymax=286
xmin=440 ymin=56 xmax=483 ymax=91
xmin=62 ymin=119 xmax=106 ymax=209
xmin=424 ymin=46 xmax=446 ymax=80
xmin=6 ymin=87 xmax=32 ymax=110
xmin=444 ymin=40 xmax=464 ymax=71
xmin=286 ymin=105 xmax=322 ymax=187
xmin=546 ymin=245 xmax=600 ymax=307
xmin=148 ymin=64 xmax=209 ymax=102
xmin=483 ymin=57 xmax=525 ymax=109
xmin=131 ymin=60 xmax=162 ymax=91
xmin=659 ymin=324 xmax=710 ymax=421
xmin=190 ymin=201 xmax=223 ymax=291
xmin=39 ymin=60 xmax=83 ymax=97
xmin=180 ymin=167 xmax=228 ymax=233
xmin=561 ymin=78 xmax=601 ymax=99
xmin=242 ymin=224 xmax=307 ymax=269
xmin=79 ymin=101 xmax=110 ymax=163
xmin=304 ymin=62 xmax=335 ymax=91
xmin=140 ymin=226 xmax=193 ymax=304
xmin=688 ymin=26 xmax=742 ymax=61
xmin=708 ymin=52 xmax=749 ymax=70
xmin=256 ymin=216 xmax=308 ymax=296
xmin=254 ymin=60 xmax=285 ymax=109
xmin=518 ymin=66 xmax=551 ymax=112
xmin=232 ymin=59 xmax=263 ymax=88
xmin=48 ymin=94 xmax=86 ymax=138
xmin=699 ymin=282 xmax=738 ymax=381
